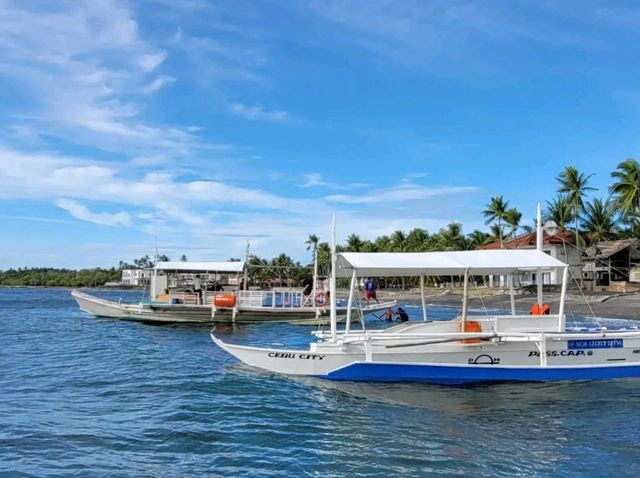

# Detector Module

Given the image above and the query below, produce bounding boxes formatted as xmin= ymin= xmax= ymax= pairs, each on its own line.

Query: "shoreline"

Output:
xmin=3 ymin=285 xmax=639 ymax=320
xmin=375 ymin=289 xmax=640 ymax=320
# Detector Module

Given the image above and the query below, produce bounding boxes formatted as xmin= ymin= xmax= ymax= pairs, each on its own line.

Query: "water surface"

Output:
xmin=1 ymin=288 xmax=639 ymax=477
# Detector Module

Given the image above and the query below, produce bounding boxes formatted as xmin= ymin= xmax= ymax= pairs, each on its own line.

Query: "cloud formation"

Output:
xmin=56 ymin=199 xmax=132 ymax=227
xmin=230 ymin=103 xmax=289 ymax=122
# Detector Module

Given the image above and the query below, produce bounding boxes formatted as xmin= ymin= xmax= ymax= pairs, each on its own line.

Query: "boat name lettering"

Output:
xmin=267 ymin=352 xmax=325 ymax=360
xmin=528 ymin=350 xmax=592 ymax=357
xmin=298 ymin=354 xmax=325 ymax=360
xmin=268 ymin=352 xmax=296 ymax=359
xmin=568 ymin=339 xmax=623 ymax=350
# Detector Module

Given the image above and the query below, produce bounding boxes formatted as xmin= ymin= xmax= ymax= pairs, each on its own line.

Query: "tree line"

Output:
xmin=0 ymin=254 xmax=189 ymax=287
xmin=306 ymin=160 xmax=640 ymax=274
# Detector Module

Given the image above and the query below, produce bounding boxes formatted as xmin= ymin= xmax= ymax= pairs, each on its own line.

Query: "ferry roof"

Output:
xmin=154 ymin=261 xmax=245 ymax=273
xmin=336 ymin=250 xmax=566 ymax=277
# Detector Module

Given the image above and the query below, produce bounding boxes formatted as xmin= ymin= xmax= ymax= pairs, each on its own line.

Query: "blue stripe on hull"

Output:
xmin=323 ymin=362 xmax=640 ymax=385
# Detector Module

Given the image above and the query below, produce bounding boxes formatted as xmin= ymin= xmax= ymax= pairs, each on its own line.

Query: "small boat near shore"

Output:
xmin=212 ymin=214 xmax=640 ymax=384
xmin=72 ymin=260 xmax=394 ymax=324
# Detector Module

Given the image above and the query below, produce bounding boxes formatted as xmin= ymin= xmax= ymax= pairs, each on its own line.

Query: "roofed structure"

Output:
xmin=478 ymin=230 xmax=575 ymax=250
xmin=336 ymin=250 xmax=566 ymax=277
xmin=154 ymin=261 xmax=245 ymax=273
xmin=585 ymin=239 xmax=639 ymax=260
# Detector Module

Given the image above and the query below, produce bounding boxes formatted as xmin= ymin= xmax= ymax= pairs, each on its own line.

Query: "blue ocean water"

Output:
xmin=2 ymin=288 xmax=640 ymax=477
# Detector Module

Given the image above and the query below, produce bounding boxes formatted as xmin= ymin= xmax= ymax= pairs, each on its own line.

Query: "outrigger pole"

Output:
xmin=330 ymin=213 xmax=337 ymax=340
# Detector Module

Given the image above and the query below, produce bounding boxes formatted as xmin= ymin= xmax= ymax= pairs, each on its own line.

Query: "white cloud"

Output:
xmin=138 ymin=52 xmax=167 ymax=72
xmin=326 ymin=184 xmax=478 ymax=204
xmin=0 ymin=146 xmax=306 ymax=213
xmin=300 ymin=173 xmax=326 ymax=187
xmin=144 ymin=75 xmax=176 ymax=93
xmin=56 ymin=199 xmax=132 ymax=227
xmin=306 ymin=0 xmax=607 ymax=69
xmin=299 ymin=173 xmax=369 ymax=190
xmin=230 ymin=103 xmax=289 ymax=122
xmin=0 ymin=0 xmax=214 ymax=158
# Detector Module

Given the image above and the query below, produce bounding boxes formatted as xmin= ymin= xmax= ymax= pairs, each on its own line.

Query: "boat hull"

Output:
xmin=211 ymin=331 xmax=640 ymax=385
xmin=324 ymin=361 xmax=640 ymax=385
xmin=71 ymin=290 xmax=393 ymax=325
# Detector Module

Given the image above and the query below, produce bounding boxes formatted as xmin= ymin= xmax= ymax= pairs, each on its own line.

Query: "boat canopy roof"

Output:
xmin=154 ymin=261 xmax=245 ymax=273
xmin=336 ymin=250 xmax=566 ymax=277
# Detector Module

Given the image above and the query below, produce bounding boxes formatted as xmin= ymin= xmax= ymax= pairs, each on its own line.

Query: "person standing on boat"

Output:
xmin=193 ymin=275 xmax=203 ymax=304
xmin=363 ymin=277 xmax=379 ymax=304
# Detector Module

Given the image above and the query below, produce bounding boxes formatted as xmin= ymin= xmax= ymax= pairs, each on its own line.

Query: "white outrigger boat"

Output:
xmin=72 ymin=260 xmax=394 ymax=325
xmin=212 ymin=215 xmax=640 ymax=384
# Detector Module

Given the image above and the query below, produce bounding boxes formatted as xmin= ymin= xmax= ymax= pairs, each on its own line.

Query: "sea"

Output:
xmin=2 ymin=288 xmax=640 ymax=477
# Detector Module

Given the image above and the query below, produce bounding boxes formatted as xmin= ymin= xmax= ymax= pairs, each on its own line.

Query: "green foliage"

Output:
xmin=0 ymin=267 xmax=121 ymax=287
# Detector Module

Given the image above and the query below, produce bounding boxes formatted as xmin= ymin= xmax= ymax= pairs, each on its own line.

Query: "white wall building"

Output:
xmin=121 ymin=268 xmax=152 ymax=286
xmin=479 ymin=231 xmax=581 ymax=287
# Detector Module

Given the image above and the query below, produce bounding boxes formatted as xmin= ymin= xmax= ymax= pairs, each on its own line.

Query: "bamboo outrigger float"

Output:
xmin=211 ymin=212 xmax=640 ymax=385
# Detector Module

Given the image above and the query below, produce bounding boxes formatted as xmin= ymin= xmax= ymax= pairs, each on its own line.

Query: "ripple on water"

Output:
xmin=1 ymin=288 xmax=640 ymax=477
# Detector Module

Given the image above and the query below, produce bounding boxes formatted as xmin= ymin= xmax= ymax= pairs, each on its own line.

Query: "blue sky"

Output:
xmin=1 ymin=0 xmax=639 ymax=268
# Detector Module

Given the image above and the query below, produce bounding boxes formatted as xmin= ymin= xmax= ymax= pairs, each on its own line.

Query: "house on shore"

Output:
xmin=121 ymin=268 xmax=152 ymax=287
xmin=478 ymin=231 xmax=581 ymax=287
xmin=583 ymin=239 xmax=640 ymax=291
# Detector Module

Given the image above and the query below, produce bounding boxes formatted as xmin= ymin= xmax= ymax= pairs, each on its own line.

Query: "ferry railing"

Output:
xmin=236 ymin=290 xmax=309 ymax=309
xmin=332 ymin=329 xmax=640 ymax=346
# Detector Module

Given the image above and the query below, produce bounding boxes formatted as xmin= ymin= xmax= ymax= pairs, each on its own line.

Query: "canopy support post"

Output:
xmin=536 ymin=203 xmax=544 ymax=306
xmin=508 ymin=274 xmax=516 ymax=315
xmin=558 ymin=266 xmax=568 ymax=332
xmin=330 ymin=214 xmax=337 ymax=340
xmin=461 ymin=268 xmax=470 ymax=327
xmin=345 ymin=269 xmax=357 ymax=333
xmin=244 ymin=242 xmax=250 ymax=291
xmin=420 ymin=275 xmax=428 ymax=321
xmin=312 ymin=246 xmax=319 ymax=317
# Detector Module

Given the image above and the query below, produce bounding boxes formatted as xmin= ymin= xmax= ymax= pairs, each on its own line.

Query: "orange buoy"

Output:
xmin=458 ymin=320 xmax=482 ymax=344
xmin=530 ymin=303 xmax=551 ymax=315
xmin=214 ymin=294 xmax=237 ymax=308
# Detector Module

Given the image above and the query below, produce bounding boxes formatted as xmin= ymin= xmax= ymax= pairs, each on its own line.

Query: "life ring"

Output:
xmin=314 ymin=291 xmax=328 ymax=307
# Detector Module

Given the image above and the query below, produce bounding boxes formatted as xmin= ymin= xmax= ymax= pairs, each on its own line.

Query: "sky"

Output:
xmin=1 ymin=0 xmax=640 ymax=269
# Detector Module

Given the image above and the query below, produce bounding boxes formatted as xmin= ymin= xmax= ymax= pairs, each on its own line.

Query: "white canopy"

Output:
xmin=336 ymin=250 xmax=566 ymax=277
xmin=154 ymin=261 xmax=245 ymax=273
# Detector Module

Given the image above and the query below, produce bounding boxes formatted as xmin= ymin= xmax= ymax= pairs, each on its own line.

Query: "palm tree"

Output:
xmin=375 ymin=235 xmax=392 ymax=252
xmin=581 ymin=198 xmax=617 ymax=243
xmin=315 ymin=242 xmax=331 ymax=275
xmin=489 ymin=224 xmax=505 ymax=243
xmin=610 ymin=158 xmax=640 ymax=226
xmin=556 ymin=166 xmax=596 ymax=247
xmin=437 ymin=222 xmax=467 ymax=250
xmin=406 ymin=228 xmax=430 ymax=251
xmin=545 ymin=194 xmax=573 ymax=232
xmin=305 ymin=233 xmax=319 ymax=254
xmin=467 ymin=230 xmax=492 ymax=249
xmin=360 ymin=240 xmax=377 ymax=252
xmin=482 ymin=196 xmax=509 ymax=247
xmin=556 ymin=166 xmax=596 ymax=288
xmin=390 ymin=230 xmax=408 ymax=252
xmin=345 ymin=233 xmax=364 ymax=252
xmin=504 ymin=208 xmax=522 ymax=245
